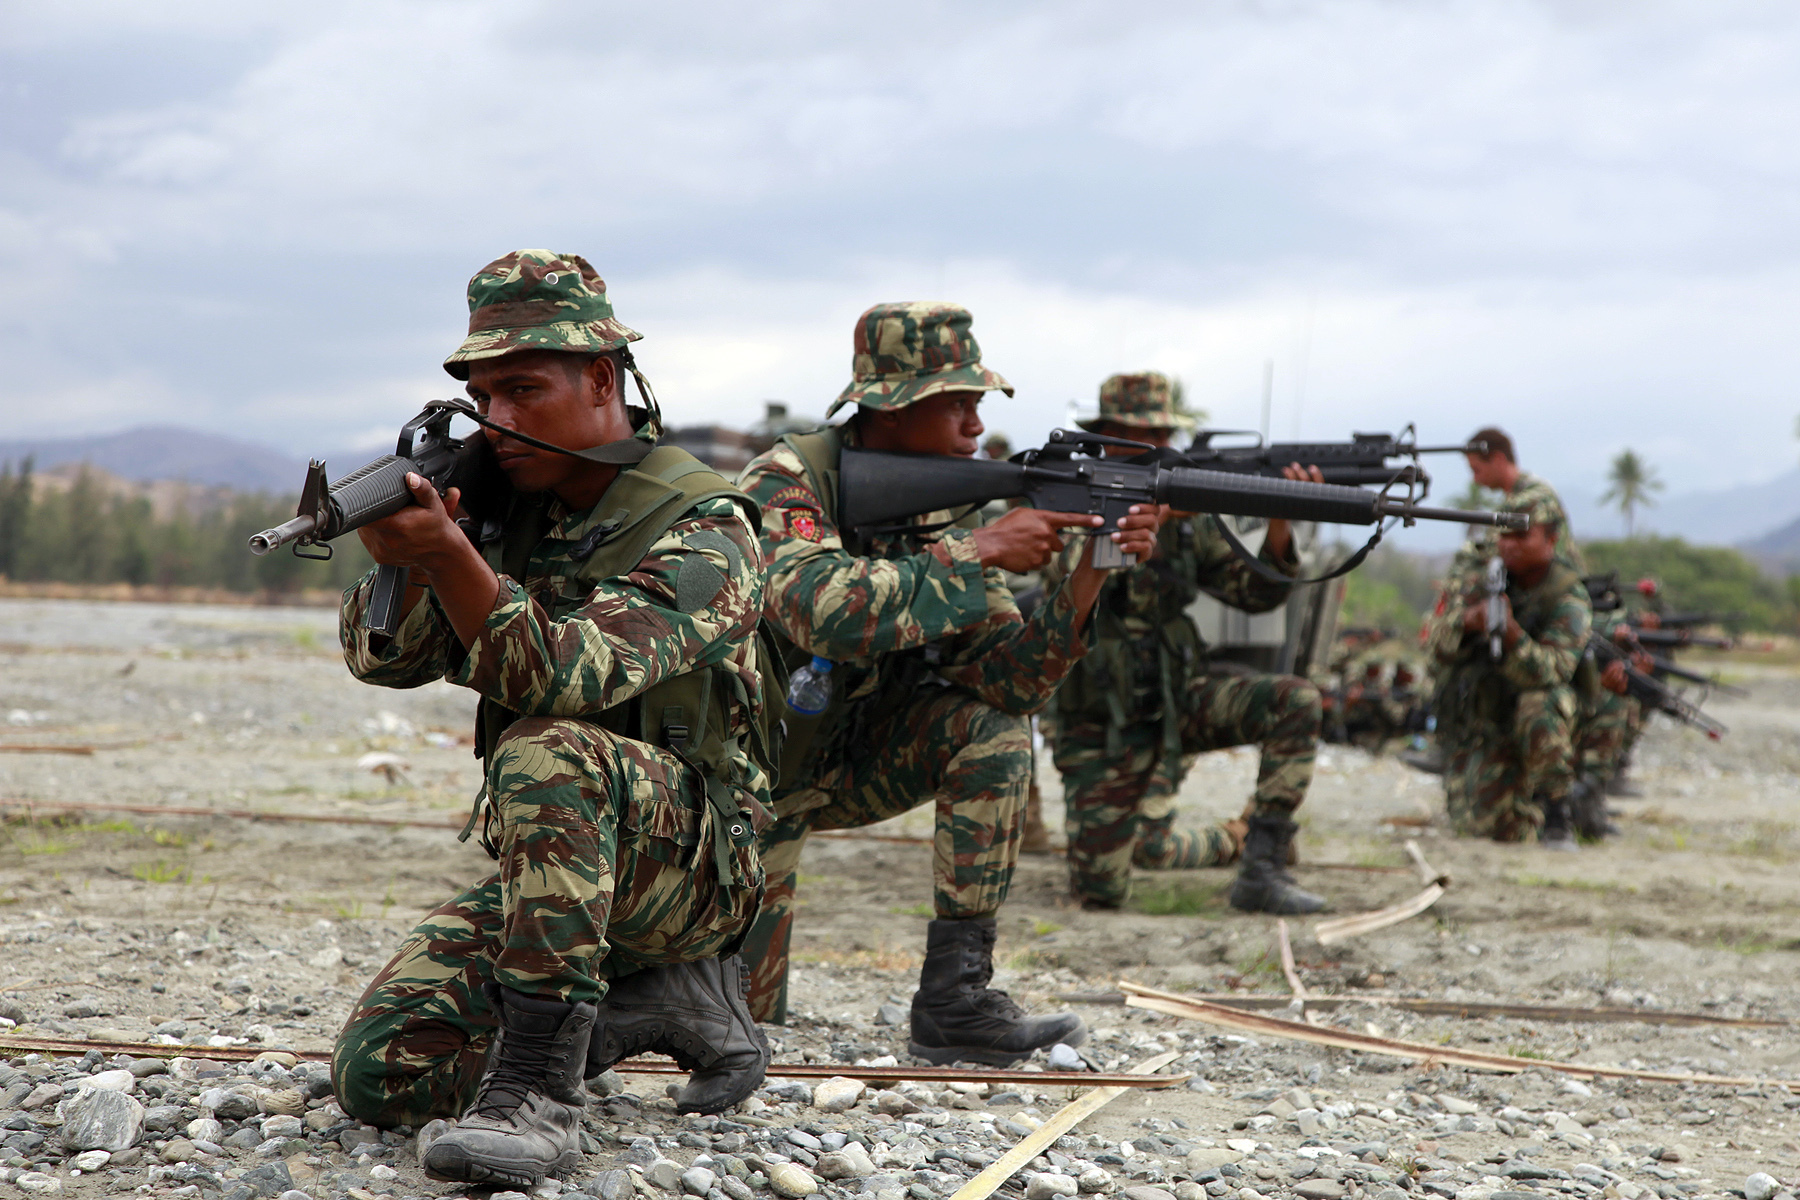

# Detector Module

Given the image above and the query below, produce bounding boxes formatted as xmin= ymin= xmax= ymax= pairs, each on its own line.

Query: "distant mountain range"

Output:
xmin=1561 ymin=468 xmax=1800 ymax=554
xmin=0 ymin=427 xmax=328 ymax=494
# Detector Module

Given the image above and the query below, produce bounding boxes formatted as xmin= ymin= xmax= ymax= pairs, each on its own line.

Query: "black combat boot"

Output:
xmin=1568 ymin=777 xmax=1615 ymax=842
xmin=421 ymin=984 xmax=593 ymax=1188
xmin=908 ymin=916 xmax=1086 ymax=1066
xmin=1228 ymin=815 xmax=1326 ymax=914
xmin=587 ymin=955 xmax=769 ymax=1115
xmin=1537 ymin=792 xmax=1578 ymax=851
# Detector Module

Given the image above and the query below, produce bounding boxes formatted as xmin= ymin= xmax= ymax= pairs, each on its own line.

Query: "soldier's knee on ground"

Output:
xmin=1282 ymin=678 xmax=1324 ymax=735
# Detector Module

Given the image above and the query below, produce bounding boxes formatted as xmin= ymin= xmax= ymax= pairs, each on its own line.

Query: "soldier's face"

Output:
xmin=466 ymin=351 xmax=619 ymax=493
xmin=1498 ymin=523 xmax=1555 ymax=575
xmin=878 ymin=391 xmax=986 ymax=456
xmin=1466 ymin=452 xmax=1510 ymax=489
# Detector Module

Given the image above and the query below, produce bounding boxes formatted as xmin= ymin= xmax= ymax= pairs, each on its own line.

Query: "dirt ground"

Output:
xmin=2 ymin=597 xmax=1799 ymax=1200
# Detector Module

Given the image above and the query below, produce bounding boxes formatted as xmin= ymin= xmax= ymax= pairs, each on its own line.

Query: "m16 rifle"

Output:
xmin=1588 ymin=633 xmax=1727 ymax=740
xmin=247 ymin=399 xmax=512 ymax=637
xmin=1628 ymin=627 xmax=1736 ymax=651
xmin=1483 ymin=557 xmax=1507 ymax=662
xmin=1182 ymin=426 xmax=1478 ymax=493
xmin=1647 ymin=654 xmax=1748 ymax=697
xmin=839 ymin=428 xmax=1527 ymax=573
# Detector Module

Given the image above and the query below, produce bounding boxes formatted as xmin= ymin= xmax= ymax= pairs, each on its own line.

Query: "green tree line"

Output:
xmin=0 ymin=459 xmax=373 ymax=594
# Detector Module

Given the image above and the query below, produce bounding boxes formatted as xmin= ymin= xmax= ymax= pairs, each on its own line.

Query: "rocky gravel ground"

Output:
xmin=2 ymin=599 xmax=1799 ymax=1200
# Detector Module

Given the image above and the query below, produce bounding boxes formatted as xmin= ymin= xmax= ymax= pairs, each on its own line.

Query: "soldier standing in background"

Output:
xmin=331 ymin=251 xmax=772 ymax=1187
xmin=736 ymin=303 xmax=1159 ymax=1065
xmin=1045 ymin=372 xmax=1328 ymax=915
xmin=1429 ymin=494 xmax=1592 ymax=847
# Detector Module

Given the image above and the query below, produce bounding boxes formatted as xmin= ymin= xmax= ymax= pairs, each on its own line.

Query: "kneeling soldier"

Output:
xmin=331 ymin=251 xmax=772 ymax=1186
xmin=736 ymin=302 xmax=1159 ymax=1064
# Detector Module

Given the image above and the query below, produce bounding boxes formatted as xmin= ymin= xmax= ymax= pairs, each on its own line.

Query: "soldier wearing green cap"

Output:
xmin=328 ymin=251 xmax=774 ymax=1187
xmin=1428 ymin=491 xmax=1593 ymax=847
xmin=735 ymin=302 xmax=1160 ymax=1065
xmin=1043 ymin=371 xmax=1329 ymax=914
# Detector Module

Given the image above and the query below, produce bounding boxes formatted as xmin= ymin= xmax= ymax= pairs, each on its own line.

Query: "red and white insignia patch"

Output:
xmin=788 ymin=510 xmax=820 ymax=542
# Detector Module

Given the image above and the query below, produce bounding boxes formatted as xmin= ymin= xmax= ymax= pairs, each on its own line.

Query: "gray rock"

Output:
xmin=875 ymin=1004 xmax=907 ymax=1026
xmin=142 ymin=1105 xmax=184 ymax=1134
xmin=1077 ymin=1168 xmax=1113 ymax=1195
xmin=721 ymin=1176 xmax=754 ymax=1200
xmin=647 ymin=1157 xmax=685 ymax=1192
xmin=0 ymin=998 xmax=25 ymax=1024
xmin=1748 ymin=1175 xmax=1782 ymax=1200
xmin=12 ymin=1172 xmax=60 ymax=1194
xmin=1170 ymin=1185 xmax=1204 ymax=1200
xmin=223 ymin=1127 xmax=264 ymax=1150
xmin=816 ymin=1149 xmax=876 ymax=1181
xmin=160 ymin=1138 xmax=198 ymax=1163
xmin=21 ymin=1082 xmax=63 ymax=1110
xmin=491 ymin=1192 xmax=531 ymax=1200
xmin=1120 ymin=1189 xmax=1175 ymax=1200
xmin=58 ymin=1087 xmax=145 ymax=1152
xmin=241 ymin=1163 xmax=293 ymax=1198
xmin=770 ymin=1163 xmax=820 ymax=1198
xmin=69 ymin=1150 xmax=111 ymax=1172
xmin=685 ymin=1168 xmax=720 ymax=1196
xmin=128 ymin=1058 xmax=169 ymax=1078
xmin=1048 ymin=1044 xmax=1087 ymax=1072
xmin=592 ymin=1170 xmax=637 ymax=1200
xmin=618 ymin=1138 xmax=662 ymax=1168
xmin=277 ymin=1192 xmax=311 ymax=1200
xmin=339 ymin=1125 xmax=382 ymax=1153
xmin=813 ymin=1077 xmax=866 ymax=1114
xmin=1185 ymin=1150 xmax=1241 ymax=1174
xmin=1027 ymin=1174 xmax=1079 ymax=1200
xmin=62 ymin=998 xmax=104 ymax=1018
xmin=187 ymin=1117 xmax=225 ymax=1143
xmin=764 ymin=1080 xmax=814 ymax=1105
xmin=1292 ymin=1183 xmax=1345 ymax=1200
xmin=786 ymin=1128 xmax=824 ymax=1152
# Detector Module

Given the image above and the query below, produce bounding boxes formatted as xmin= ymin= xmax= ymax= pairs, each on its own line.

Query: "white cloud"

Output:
xmin=3 ymin=0 xmax=1800 ymax=538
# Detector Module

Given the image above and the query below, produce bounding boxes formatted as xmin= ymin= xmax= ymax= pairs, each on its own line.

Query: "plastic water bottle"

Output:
xmin=786 ymin=655 xmax=834 ymax=715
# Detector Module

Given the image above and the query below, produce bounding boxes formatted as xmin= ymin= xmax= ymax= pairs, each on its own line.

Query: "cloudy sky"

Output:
xmin=3 ymin=0 xmax=1797 ymax=542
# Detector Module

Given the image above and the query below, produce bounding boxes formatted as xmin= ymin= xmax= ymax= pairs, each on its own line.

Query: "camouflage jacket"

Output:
xmin=739 ymin=429 xmax=1091 ymax=776
xmin=339 ymin=488 xmax=769 ymax=801
xmin=1044 ymin=513 xmax=1298 ymax=725
xmin=1447 ymin=470 xmax=1586 ymax=581
xmin=1430 ymin=558 xmax=1591 ymax=733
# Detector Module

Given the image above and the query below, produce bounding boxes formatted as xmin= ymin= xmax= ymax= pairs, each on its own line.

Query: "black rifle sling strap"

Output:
xmin=1208 ymin=512 xmax=1386 ymax=587
xmin=421 ymin=396 xmax=655 ymax=466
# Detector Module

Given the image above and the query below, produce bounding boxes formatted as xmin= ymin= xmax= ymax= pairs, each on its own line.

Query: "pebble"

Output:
xmin=1078 ymin=1167 xmax=1114 ymax=1194
xmin=1292 ymin=1182 xmax=1346 ymax=1200
xmin=14 ymin=1172 xmax=61 ymax=1194
xmin=815 ymin=1148 xmax=876 ymax=1180
xmin=74 ymin=1068 xmax=136 ymax=1093
xmin=594 ymin=1169 xmax=636 ymax=1200
xmin=1028 ymin=1175 xmax=1080 ymax=1200
xmin=58 ymin=1086 xmax=145 ymax=1152
xmin=874 ymin=1003 xmax=907 ymax=1026
xmin=813 ymin=1077 xmax=867 ymax=1113
xmin=684 ymin=1167 xmax=720 ymax=1195
xmin=69 ymin=1151 xmax=111 ymax=1172
xmin=647 ymin=1157 xmax=685 ymax=1191
xmin=1187 ymin=1149 xmax=1242 ymax=1173
xmin=721 ymin=1176 xmax=754 ymax=1200
xmin=160 ymin=1138 xmax=198 ymax=1163
xmin=1121 ymin=1189 xmax=1176 ymax=1200
xmin=1749 ymin=1174 xmax=1782 ymax=1200
xmin=188 ymin=1116 xmax=225 ymax=1142
xmin=769 ymin=1163 xmax=821 ymax=1198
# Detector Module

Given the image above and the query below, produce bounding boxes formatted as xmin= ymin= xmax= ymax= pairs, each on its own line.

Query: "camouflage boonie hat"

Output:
xmin=826 ymin=302 xmax=1013 ymax=417
xmin=443 ymin=250 xmax=642 ymax=380
xmin=1077 ymin=371 xmax=1192 ymax=432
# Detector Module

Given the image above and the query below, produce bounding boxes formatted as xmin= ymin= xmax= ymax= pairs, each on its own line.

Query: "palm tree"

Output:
xmin=1599 ymin=448 xmax=1663 ymax=537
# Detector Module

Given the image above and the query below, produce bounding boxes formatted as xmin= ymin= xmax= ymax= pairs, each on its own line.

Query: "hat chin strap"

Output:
xmin=421 ymin=395 xmax=655 ymax=466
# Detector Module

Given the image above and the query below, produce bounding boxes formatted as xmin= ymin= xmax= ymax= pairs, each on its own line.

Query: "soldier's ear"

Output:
xmin=583 ymin=353 xmax=620 ymax=409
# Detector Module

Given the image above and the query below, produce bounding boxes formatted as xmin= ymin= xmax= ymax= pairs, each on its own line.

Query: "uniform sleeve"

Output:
xmin=1502 ymin=585 xmax=1590 ymax=691
xmin=930 ymin=565 xmax=1092 ymax=715
xmin=1188 ymin=516 xmax=1298 ymax=613
xmin=448 ymin=498 xmax=764 ymax=717
xmin=340 ymin=572 xmax=459 ymax=689
xmin=741 ymin=451 xmax=991 ymax=660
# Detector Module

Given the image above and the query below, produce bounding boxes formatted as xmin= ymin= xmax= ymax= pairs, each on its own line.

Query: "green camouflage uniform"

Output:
xmin=1576 ymin=608 xmax=1640 ymax=785
xmin=330 ymin=251 xmax=769 ymax=1128
xmin=1045 ymin=374 xmax=1315 ymax=907
xmin=1429 ymin=497 xmax=1591 ymax=842
xmin=735 ymin=303 xmax=1090 ymax=1023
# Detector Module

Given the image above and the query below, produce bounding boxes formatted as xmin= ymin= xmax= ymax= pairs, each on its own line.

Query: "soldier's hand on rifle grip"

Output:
xmin=1264 ymin=463 xmax=1326 ymax=559
xmin=1601 ymin=660 xmax=1630 ymax=695
xmin=972 ymin=507 xmax=1153 ymax=574
xmin=355 ymin=473 xmax=464 ymax=574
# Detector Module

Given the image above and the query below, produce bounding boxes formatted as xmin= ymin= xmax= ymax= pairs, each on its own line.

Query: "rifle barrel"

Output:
xmin=248 ymin=514 xmax=321 ymax=556
xmin=1381 ymin=501 xmax=1528 ymax=529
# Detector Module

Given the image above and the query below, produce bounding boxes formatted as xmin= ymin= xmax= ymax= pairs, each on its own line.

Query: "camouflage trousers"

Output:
xmin=1053 ymin=671 xmax=1320 ymax=908
xmin=1443 ymin=686 xmax=1577 ymax=842
xmin=332 ymin=717 xmax=761 ymax=1128
xmin=740 ymin=687 xmax=1027 ymax=1023
xmin=1577 ymin=687 xmax=1640 ymax=784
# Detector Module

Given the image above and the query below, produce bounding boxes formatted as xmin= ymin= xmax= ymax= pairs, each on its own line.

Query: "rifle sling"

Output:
xmin=1209 ymin=513 xmax=1386 ymax=587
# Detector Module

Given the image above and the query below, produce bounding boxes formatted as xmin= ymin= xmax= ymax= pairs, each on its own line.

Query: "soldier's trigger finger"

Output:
xmin=1034 ymin=510 xmax=1106 ymax=530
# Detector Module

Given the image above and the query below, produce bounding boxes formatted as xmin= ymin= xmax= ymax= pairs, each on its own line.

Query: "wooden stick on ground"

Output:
xmin=1052 ymin=991 xmax=1785 ymax=1028
xmin=1117 ymin=981 xmax=1800 ymax=1090
xmin=1314 ymin=839 xmax=1450 ymax=946
xmin=947 ymin=1051 xmax=1183 ymax=1200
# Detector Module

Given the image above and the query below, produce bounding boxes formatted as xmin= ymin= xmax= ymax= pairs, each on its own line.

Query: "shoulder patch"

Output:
xmin=675 ymin=553 xmax=727 ymax=614
xmin=788 ymin=511 xmax=820 ymax=542
xmin=768 ymin=485 xmax=818 ymax=511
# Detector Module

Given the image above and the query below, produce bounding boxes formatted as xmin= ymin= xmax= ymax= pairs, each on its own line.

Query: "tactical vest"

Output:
xmin=1055 ymin=517 xmax=1209 ymax=774
xmin=1439 ymin=557 xmax=1592 ymax=737
xmin=770 ymin=427 xmax=982 ymax=793
xmin=465 ymin=445 xmax=779 ymax=879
